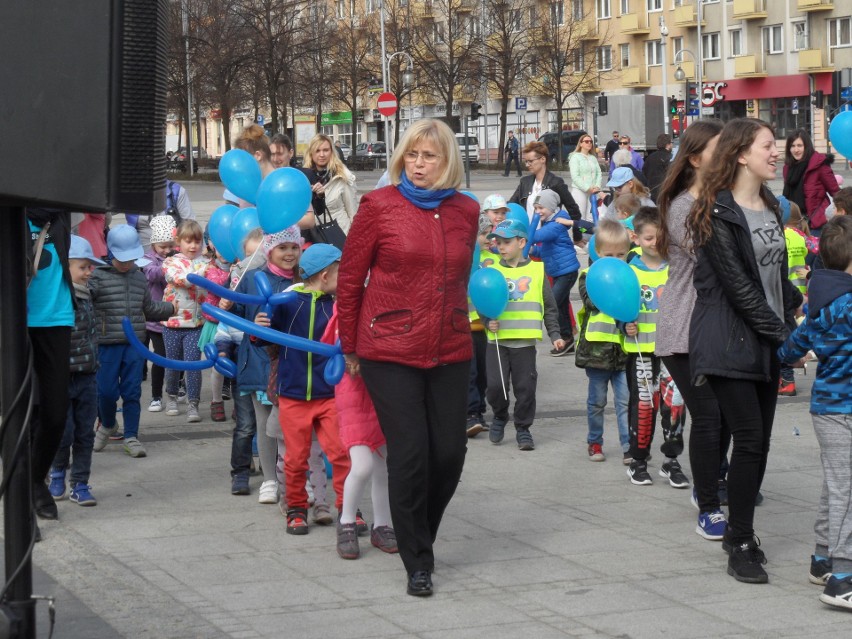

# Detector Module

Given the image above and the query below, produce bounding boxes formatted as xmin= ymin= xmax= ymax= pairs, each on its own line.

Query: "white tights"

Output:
xmin=340 ymin=445 xmax=391 ymax=527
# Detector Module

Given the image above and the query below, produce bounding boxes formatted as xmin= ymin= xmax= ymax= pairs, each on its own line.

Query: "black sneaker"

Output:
xmin=809 ymin=555 xmax=833 ymax=586
xmin=819 ymin=574 xmax=852 ymax=610
xmin=466 ymin=414 xmax=487 ymax=438
xmin=723 ymin=532 xmax=767 ymax=564
xmin=659 ymin=460 xmax=690 ymax=489
xmin=550 ymin=341 xmax=575 ymax=357
xmin=489 ymin=419 xmax=506 ymax=444
xmin=727 ymin=539 xmax=769 ymax=583
xmin=516 ymin=428 xmax=535 ymax=451
xmin=627 ymin=460 xmax=653 ymax=485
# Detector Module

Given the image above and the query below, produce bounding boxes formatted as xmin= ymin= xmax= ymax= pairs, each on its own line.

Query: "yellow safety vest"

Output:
xmin=469 ymin=249 xmax=500 ymax=322
xmin=784 ymin=228 xmax=808 ymax=295
xmin=622 ymin=264 xmax=668 ymax=354
xmin=578 ymin=267 xmax=622 ymax=345
xmin=487 ymin=260 xmax=545 ymax=342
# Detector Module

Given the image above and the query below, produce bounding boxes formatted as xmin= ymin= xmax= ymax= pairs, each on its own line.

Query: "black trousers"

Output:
xmin=146 ymin=330 xmax=166 ymax=399
xmin=707 ymin=358 xmax=780 ymax=543
xmin=29 ymin=327 xmax=72 ymax=483
xmin=360 ymin=359 xmax=469 ymax=574
xmin=467 ymin=330 xmax=488 ymax=416
xmin=662 ymin=354 xmax=730 ymax=513
xmin=485 ymin=344 xmax=537 ymax=428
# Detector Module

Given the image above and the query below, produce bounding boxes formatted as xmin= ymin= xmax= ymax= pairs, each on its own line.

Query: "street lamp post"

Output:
xmin=674 ymin=49 xmax=697 ymax=132
xmin=660 ymin=17 xmax=669 ymax=136
xmin=387 ymin=50 xmax=414 ymax=139
xmin=379 ymin=0 xmax=390 ymax=167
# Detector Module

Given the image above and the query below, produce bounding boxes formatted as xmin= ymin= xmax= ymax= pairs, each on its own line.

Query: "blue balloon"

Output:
xmin=122 ymin=318 xmax=235 ymax=377
xmin=585 ymin=257 xmax=640 ymax=323
xmin=829 ymin=110 xmax=852 ymax=159
xmin=506 ymin=202 xmax=528 ymax=231
xmin=256 ymin=167 xmax=312 ymax=234
xmin=208 ymin=205 xmax=239 ymax=263
xmin=523 ymin=212 xmax=541 ymax=258
xmin=461 ymin=190 xmax=479 ymax=203
xmin=469 ymin=267 xmax=509 ymax=319
xmin=219 ymin=149 xmax=262 ymax=205
xmin=254 ymin=270 xmax=273 ymax=316
xmin=230 ymin=207 xmax=260 ymax=261
xmin=588 ymin=235 xmax=599 ymax=263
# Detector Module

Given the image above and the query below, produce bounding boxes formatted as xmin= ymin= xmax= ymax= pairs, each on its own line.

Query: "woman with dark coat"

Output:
xmin=688 ymin=118 xmax=803 ymax=585
xmin=782 ymin=129 xmax=840 ymax=233
xmin=337 ymin=119 xmax=479 ymax=597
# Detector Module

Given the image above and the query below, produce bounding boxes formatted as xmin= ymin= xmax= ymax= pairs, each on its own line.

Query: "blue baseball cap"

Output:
xmin=606 ymin=166 xmax=635 ymax=188
xmin=69 ymin=235 xmax=106 ymax=265
xmin=107 ymin=224 xmax=145 ymax=262
xmin=299 ymin=243 xmax=342 ymax=279
xmin=487 ymin=219 xmax=528 ymax=240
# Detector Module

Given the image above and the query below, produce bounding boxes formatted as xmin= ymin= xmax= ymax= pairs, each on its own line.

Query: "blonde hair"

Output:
xmin=388 ymin=119 xmax=463 ymax=190
xmin=595 ymin=218 xmax=631 ymax=251
xmin=303 ymin=133 xmax=347 ymax=177
xmin=614 ymin=193 xmax=641 ymax=218
xmin=176 ymin=220 xmax=203 ymax=243
xmin=243 ymin=227 xmax=264 ymax=253
xmin=787 ymin=201 xmax=810 ymax=235
xmin=235 ymin=124 xmax=270 ymax=161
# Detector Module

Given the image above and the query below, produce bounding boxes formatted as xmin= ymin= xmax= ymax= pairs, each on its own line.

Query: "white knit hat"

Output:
xmin=262 ymin=225 xmax=303 ymax=256
xmin=149 ymin=215 xmax=176 ymax=245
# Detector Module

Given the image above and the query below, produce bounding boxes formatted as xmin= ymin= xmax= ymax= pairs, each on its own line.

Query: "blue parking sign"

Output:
xmin=515 ymin=97 xmax=527 ymax=111
xmin=256 ymin=114 xmax=265 ymax=126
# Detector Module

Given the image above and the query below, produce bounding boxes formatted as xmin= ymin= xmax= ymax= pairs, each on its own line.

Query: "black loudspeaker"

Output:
xmin=0 ymin=0 xmax=169 ymax=214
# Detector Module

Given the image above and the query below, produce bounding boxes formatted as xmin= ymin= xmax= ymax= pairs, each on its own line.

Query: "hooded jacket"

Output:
xmin=529 ymin=210 xmax=581 ymax=277
xmin=782 ymin=152 xmax=840 ymax=230
xmin=778 ymin=269 xmax=852 ymax=415
xmin=689 ymin=189 xmax=803 ymax=383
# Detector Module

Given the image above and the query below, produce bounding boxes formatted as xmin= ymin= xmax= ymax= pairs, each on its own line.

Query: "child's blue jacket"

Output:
xmin=529 ymin=210 xmax=581 ymax=277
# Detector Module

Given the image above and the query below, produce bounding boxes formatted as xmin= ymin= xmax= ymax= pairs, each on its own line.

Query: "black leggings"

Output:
xmin=146 ymin=330 xmax=166 ymax=399
xmin=662 ymin=354 xmax=730 ymax=513
xmin=706 ymin=359 xmax=780 ymax=543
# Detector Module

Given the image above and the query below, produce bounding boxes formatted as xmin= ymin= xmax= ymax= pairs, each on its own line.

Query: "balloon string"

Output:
xmin=634 ymin=336 xmax=652 ymax=393
xmin=493 ymin=331 xmax=508 ymax=400
xmin=233 ymin=242 xmax=264 ymax=289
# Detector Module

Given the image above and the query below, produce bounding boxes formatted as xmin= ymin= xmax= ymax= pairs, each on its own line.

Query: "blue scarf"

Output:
xmin=396 ymin=171 xmax=456 ymax=210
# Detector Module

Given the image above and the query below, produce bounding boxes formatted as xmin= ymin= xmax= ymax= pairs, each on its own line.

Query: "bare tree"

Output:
xmin=381 ymin=0 xmax=416 ymax=145
xmin=295 ymin=2 xmax=337 ymax=130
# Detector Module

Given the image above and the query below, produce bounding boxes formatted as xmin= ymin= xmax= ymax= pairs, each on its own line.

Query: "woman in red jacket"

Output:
xmin=336 ymin=119 xmax=479 ymax=597
xmin=782 ymin=129 xmax=840 ymax=233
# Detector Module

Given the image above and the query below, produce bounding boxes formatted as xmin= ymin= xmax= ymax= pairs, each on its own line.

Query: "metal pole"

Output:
xmin=696 ymin=0 xmax=703 ymax=107
xmin=379 ymin=0 xmax=390 ymax=165
xmin=464 ymin=115 xmax=471 ymax=189
xmin=183 ymin=0 xmax=193 ymax=176
xmin=1 ymin=206 xmax=36 ymax=637
xmin=660 ymin=17 xmax=669 ymax=136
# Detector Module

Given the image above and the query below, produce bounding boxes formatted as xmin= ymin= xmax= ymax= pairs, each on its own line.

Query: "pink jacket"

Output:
xmin=162 ymin=253 xmax=210 ymax=328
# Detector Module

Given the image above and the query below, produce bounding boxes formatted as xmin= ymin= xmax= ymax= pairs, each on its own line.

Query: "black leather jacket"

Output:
xmin=509 ymin=172 xmax=583 ymax=240
xmin=689 ymin=189 xmax=803 ymax=383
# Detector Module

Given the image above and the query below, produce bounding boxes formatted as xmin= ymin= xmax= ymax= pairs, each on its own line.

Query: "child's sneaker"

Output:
xmin=727 ymin=539 xmax=769 ymax=584
xmin=231 ymin=473 xmax=250 ymax=495
xmin=659 ymin=460 xmax=690 ymax=488
xmin=588 ymin=443 xmax=605 ymax=461
xmin=48 ymin=469 xmax=67 ymax=500
xmin=165 ymin=395 xmax=179 ymax=416
xmin=93 ymin=424 xmax=117 ymax=452
xmin=186 ymin=401 xmax=201 ymax=423
xmin=69 ymin=483 xmax=97 ymax=507
xmin=336 ymin=522 xmax=360 ymax=559
xmin=258 ymin=480 xmax=279 ymax=504
xmin=778 ymin=380 xmax=796 ymax=396
xmin=148 ymin=398 xmax=163 ymax=412
xmin=809 ymin=555 xmax=833 ymax=586
xmin=627 ymin=460 xmax=653 ymax=485
xmin=312 ymin=503 xmax=333 ymax=524
xmin=819 ymin=574 xmax=852 ymax=610
xmin=489 ymin=419 xmax=507 ymax=444
xmin=286 ymin=508 xmax=309 ymax=535
xmin=696 ymin=510 xmax=727 ymax=540
xmin=210 ymin=400 xmax=226 ymax=422
xmin=516 ymin=427 xmax=535 ymax=451
xmin=466 ymin=414 xmax=486 ymax=438
xmin=123 ymin=437 xmax=147 ymax=458
xmin=355 ymin=509 xmax=369 ymax=536
xmin=370 ymin=525 xmax=399 ymax=554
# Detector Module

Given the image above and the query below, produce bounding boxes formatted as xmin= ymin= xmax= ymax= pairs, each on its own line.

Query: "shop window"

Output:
xmin=758 ymin=97 xmax=811 ymax=141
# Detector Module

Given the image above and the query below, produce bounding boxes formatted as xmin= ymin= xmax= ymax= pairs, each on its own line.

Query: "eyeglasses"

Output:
xmin=581 ymin=139 xmax=592 ymax=144
xmin=403 ymin=151 xmax=441 ymax=163
xmin=523 ymin=157 xmax=544 ymax=165
xmin=619 ymin=141 xmax=630 ymax=145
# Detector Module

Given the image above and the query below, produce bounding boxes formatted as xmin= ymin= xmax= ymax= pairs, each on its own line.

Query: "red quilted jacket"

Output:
xmin=337 ymin=185 xmax=479 ymax=368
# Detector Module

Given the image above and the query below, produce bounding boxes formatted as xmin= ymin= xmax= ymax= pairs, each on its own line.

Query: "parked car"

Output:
xmin=175 ymin=146 xmax=209 ymax=160
xmin=167 ymin=148 xmax=196 ymax=173
xmin=538 ymin=130 xmax=586 ymax=164
xmin=455 ymin=134 xmax=479 ymax=166
xmin=353 ymin=141 xmax=387 ymax=169
xmin=338 ymin=142 xmax=352 ymax=162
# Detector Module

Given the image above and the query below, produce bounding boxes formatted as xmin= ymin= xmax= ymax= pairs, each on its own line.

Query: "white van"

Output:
xmin=455 ymin=133 xmax=480 ymax=166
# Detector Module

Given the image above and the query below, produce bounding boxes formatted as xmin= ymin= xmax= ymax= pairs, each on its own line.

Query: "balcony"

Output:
xmin=455 ymin=0 xmax=476 ymax=13
xmin=798 ymin=49 xmax=834 ymax=73
xmin=621 ymin=13 xmax=651 ymax=36
xmin=578 ymin=22 xmax=601 ymax=42
xmin=622 ymin=66 xmax=651 ymax=88
xmin=734 ymin=55 xmax=767 ymax=78
xmin=797 ymin=0 xmax=834 ymax=12
xmin=672 ymin=4 xmax=705 ymax=28
xmin=732 ymin=0 xmax=768 ymax=20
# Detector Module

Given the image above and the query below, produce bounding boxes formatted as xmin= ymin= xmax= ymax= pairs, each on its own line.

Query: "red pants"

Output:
xmin=278 ymin=397 xmax=350 ymax=510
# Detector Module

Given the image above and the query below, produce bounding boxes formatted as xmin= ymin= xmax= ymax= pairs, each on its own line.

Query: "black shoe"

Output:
xmin=659 ymin=460 xmax=690 ymax=489
xmin=722 ymin=532 xmax=767 ymax=564
xmin=820 ymin=574 xmax=852 ymax=610
xmin=727 ymin=539 xmax=769 ymax=584
xmin=407 ymin=570 xmax=433 ymax=597
xmin=627 ymin=460 xmax=653 ymax=486
xmin=489 ymin=419 xmax=506 ymax=444
xmin=33 ymin=482 xmax=58 ymax=520
xmin=550 ymin=341 xmax=575 ymax=357
xmin=516 ymin=427 xmax=535 ymax=451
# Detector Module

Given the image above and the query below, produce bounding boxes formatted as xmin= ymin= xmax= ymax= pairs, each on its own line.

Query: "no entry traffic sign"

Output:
xmin=377 ymin=92 xmax=398 ymax=117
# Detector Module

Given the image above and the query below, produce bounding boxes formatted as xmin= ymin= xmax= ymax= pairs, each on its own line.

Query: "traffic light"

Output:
xmin=598 ymin=95 xmax=608 ymax=116
xmin=669 ymin=96 xmax=677 ymax=115
xmin=470 ymin=103 xmax=481 ymax=120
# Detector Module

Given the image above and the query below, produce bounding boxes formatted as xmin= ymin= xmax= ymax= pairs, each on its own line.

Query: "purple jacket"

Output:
xmin=142 ymin=249 xmax=167 ymax=333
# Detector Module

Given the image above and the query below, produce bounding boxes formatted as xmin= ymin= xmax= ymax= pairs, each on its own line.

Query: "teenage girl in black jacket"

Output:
xmin=687 ymin=119 xmax=803 ymax=585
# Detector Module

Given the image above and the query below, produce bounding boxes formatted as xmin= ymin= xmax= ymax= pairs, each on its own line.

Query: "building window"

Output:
xmin=509 ymin=9 xmax=522 ymax=31
xmin=646 ymin=39 xmax=662 ymax=66
xmin=621 ymin=0 xmax=629 ymax=15
xmin=792 ymin=21 xmax=808 ymax=51
xmin=730 ymin=29 xmax=742 ymax=57
xmin=551 ymin=1 xmax=564 ymax=26
xmin=365 ymin=0 xmax=377 ymax=14
xmin=597 ymin=46 xmax=612 ymax=70
xmin=701 ymin=32 xmax=720 ymax=60
xmin=597 ymin=0 xmax=611 ymax=19
xmin=467 ymin=17 xmax=481 ymax=41
xmin=829 ymin=17 xmax=852 ymax=49
xmin=433 ymin=22 xmax=445 ymax=43
xmin=758 ymin=97 xmax=811 ymax=140
xmin=573 ymin=0 xmax=584 ymax=20
xmin=647 ymin=0 xmax=662 ymax=11
xmin=336 ymin=0 xmax=346 ymax=19
xmin=400 ymin=28 xmax=410 ymax=47
xmin=529 ymin=7 xmax=538 ymax=28
xmin=620 ymin=43 xmax=630 ymax=68
xmin=572 ymin=48 xmax=585 ymax=73
xmin=762 ymin=25 xmax=783 ymax=55
xmin=671 ymin=36 xmax=683 ymax=64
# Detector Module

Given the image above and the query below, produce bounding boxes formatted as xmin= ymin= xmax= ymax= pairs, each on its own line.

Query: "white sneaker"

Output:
xmin=186 ymin=402 xmax=201 ymax=423
xmin=148 ymin=398 xmax=163 ymax=412
xmin=93 ymin=425 xmax=117 ymax=452
xmin=258 ymin=480 xmax=279 ymax=504
xmin=166 ymin=395 xmax=179 ymax=416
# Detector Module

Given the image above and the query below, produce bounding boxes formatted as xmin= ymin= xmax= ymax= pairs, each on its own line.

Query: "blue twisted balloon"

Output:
xmin=187 ymin=272 xmax=296 ymax=315
xmin=523 ymin=212 xmax=540 ymax=258
xmin=121 ymin=318 xmax=237 ymax=378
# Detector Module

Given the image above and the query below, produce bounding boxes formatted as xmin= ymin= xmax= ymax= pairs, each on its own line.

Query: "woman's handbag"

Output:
xmin=309 ymin=210 xmax=346 ymax=250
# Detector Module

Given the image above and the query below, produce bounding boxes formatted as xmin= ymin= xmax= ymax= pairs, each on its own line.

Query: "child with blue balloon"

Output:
xmin=575 ymin=219 xmax=632 ymax=463
xmin=482 ymin=219 xmax=564 ymax=451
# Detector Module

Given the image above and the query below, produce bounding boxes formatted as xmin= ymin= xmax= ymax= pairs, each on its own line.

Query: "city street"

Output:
xmin=5 ymin=171 xmax=851 ymax=638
